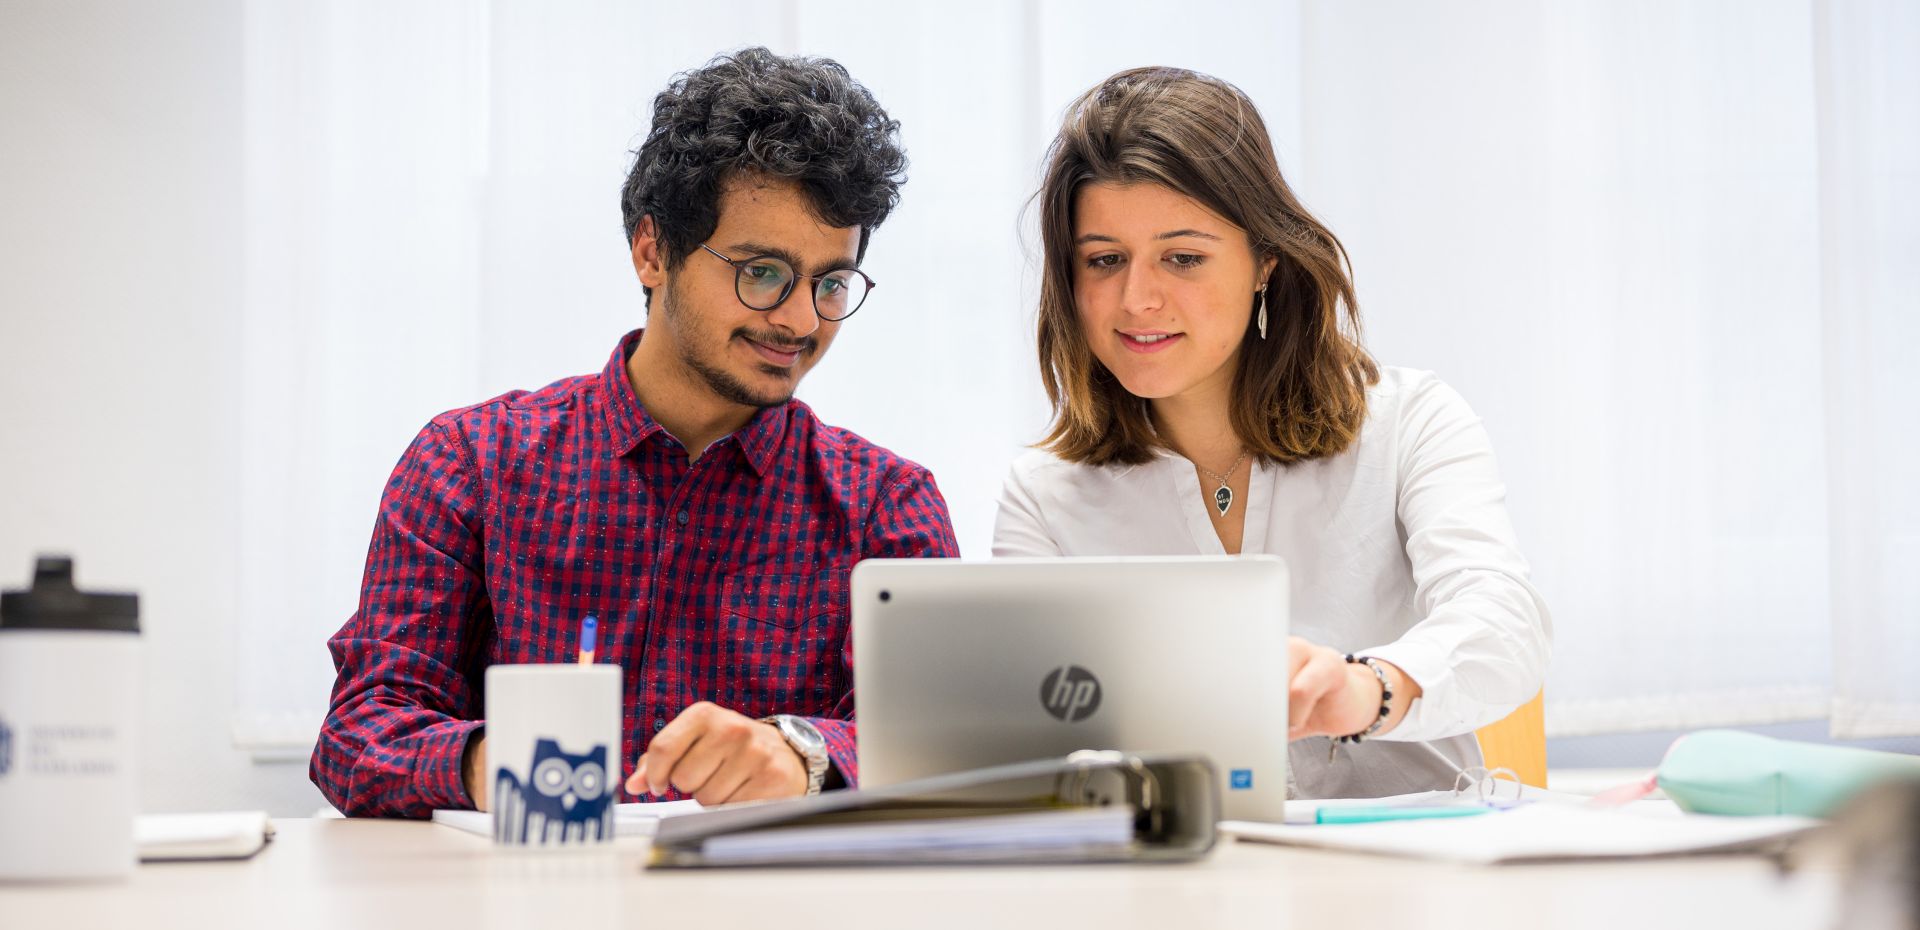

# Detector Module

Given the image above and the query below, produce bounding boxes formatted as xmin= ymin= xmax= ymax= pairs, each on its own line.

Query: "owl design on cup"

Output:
xmin=493 ymin=738 xmax=614 ymax=844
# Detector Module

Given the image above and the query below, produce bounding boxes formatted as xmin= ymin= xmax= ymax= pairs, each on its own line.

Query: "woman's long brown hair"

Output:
xmin=1037 ymin=66 xmax=1378 ymax=466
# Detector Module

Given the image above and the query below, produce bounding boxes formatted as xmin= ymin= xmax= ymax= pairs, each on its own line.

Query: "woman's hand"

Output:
xmin=1285 ymin=636 xmax=1422 ymax=741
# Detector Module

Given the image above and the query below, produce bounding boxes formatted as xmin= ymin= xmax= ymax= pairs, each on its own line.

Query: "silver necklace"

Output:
xmin=1199 ymin=449 xmax=1249 ymax=518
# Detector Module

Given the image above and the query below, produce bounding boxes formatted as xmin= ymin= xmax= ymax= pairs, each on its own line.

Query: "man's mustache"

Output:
xmin=736 ymin=328 xmax=815 ymax=352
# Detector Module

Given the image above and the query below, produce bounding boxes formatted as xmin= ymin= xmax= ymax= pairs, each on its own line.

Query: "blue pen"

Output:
xmin=1315 ymin=805 xmax=1494 ymax=825
xmin=577 ymin=615 xmax=598 ymax=665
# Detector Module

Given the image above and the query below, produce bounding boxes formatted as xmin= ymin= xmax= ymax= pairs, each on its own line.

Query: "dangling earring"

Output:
xmin=1256 ymin=288 xmax=1268 ymax=340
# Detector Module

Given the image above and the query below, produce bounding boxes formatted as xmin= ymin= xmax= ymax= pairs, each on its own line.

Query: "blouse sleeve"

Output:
xmin=992 ymin=456 xmax=1065 ymax=557
xmin=1357 ymin=376 xmax=1553 ymax=742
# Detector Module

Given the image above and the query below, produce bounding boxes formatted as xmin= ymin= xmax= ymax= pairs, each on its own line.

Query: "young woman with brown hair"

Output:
xmin=993 ymin=67 xmax=1552 ymax=798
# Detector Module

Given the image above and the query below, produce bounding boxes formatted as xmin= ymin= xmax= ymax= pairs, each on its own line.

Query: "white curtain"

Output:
xmin=1816 ymin=0 xmax=1920 ymax=738
xmin=233 ymin=0 xmax=1917 ymax=750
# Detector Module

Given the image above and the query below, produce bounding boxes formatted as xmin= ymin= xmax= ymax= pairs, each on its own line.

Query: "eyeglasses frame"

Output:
xmin=697 ymin=243 xmax=876 ymax=322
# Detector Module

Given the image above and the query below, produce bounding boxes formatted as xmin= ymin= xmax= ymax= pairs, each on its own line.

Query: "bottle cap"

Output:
xmin=0 ymin=555 xmax=139 ymax=633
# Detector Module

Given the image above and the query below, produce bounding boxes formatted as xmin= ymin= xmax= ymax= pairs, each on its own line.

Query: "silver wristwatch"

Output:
xmin=762 ymin=714 xmax=830 ymax=796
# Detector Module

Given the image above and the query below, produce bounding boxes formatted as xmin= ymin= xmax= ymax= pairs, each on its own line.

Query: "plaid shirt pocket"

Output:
xmin=719 ymin=570 xmax=850 ymax=713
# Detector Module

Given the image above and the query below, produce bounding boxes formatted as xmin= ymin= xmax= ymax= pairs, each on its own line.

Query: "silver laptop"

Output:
xmin=852 ymin=556 xmax=1290 ymax=822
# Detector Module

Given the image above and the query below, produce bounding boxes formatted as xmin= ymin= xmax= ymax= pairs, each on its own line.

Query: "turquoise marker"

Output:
xmin=1315 ymin=805 xmax=1494 ymax=825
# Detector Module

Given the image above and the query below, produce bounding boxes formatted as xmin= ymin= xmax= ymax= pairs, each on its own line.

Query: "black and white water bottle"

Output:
xmin=0 ymin=556 xmax=141 ymax=881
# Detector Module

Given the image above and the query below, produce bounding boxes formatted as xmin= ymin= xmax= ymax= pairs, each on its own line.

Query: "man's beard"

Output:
xmin=660 ymin=277 xmax=813 ymax=410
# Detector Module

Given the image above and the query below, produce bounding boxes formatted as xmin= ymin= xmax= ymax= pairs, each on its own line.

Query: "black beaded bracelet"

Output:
xmin=1333 ymin=654 xmax=1393 ymax=746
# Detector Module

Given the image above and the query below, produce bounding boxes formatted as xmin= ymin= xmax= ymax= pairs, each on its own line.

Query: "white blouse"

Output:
xmin=992 ymin=367 xmax=1552 ymax=798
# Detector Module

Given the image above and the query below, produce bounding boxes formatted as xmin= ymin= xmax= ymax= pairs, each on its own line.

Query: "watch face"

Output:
xmin=780 ymin=716 xmax=827 ymax=756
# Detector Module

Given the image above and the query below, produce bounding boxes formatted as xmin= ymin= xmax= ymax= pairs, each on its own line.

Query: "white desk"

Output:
xmin=0 ymin=818 xmax=1836 ymax=930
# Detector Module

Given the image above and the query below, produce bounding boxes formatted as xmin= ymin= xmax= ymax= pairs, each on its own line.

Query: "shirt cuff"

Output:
xmin=1355 ymin=640 xmax=1468 ymax=743
xmin=412 ymin=719 xmax=487 ymax=812
xmin=803 ymin=716 xmax=857 ymax=789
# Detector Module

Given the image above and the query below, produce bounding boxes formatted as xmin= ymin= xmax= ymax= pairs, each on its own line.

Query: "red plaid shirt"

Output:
xmin=311 ymin=330 xmax=959 ymax=817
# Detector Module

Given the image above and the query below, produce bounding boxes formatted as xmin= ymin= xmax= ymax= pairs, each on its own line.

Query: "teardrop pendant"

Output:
xmin=1214 ymin=483 xmax=1233 ymax=517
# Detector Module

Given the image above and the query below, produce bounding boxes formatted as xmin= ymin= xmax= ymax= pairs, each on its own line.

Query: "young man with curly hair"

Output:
xmin=311 ymin=49 xmax=960 ymax=818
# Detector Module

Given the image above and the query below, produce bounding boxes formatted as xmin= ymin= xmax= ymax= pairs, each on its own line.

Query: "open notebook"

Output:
xmin=431 ymin=799 xmax=704 ymax=838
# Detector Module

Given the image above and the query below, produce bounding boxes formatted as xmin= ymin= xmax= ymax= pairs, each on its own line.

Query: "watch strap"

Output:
xmin=762 ymin=714 xmax=829 ymax=796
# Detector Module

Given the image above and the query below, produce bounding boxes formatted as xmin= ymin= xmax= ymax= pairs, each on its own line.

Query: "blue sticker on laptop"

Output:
xmin=1230 ymin=769 xmax=1253 ymax=790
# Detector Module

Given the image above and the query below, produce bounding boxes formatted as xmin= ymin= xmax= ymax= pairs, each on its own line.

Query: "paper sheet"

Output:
xmin=698 ymin=806 xmax=1137 ymax=864
xmin=431 ymin=799 xmax=704 ymax=838
xmin=1224 ymin=804 xmax=1819 ymax=864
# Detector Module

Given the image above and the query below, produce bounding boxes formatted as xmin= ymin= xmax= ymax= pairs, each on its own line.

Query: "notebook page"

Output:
xmin=1224 ymin=804 xmax=1818 ymax=864
xmin=431 ymin=799 xmax=704 ymax=838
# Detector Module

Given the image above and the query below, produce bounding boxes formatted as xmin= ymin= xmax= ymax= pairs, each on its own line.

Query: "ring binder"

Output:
xmin=1452 ymin=766 xmax=1525 ymax=805
xmin=1056 ymin=749 xmax=1166 ymax=839
xmin=648 ymin=752 xmax=1219 ymax=868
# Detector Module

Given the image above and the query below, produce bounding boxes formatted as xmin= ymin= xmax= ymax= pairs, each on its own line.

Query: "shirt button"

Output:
xmin=675 ymin=510 xmax=689 ymax=526
xmin=653 ymin=718 xmax=665 ymax=731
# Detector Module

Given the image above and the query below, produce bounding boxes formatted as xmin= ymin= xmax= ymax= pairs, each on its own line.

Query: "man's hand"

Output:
xmin=462 ymin=733 xmax=489 ymax=812
xmin=625 ymin=702 xmax=807 ymax=806
xmin=1285 ymin=636 xmax=1422 ymax=741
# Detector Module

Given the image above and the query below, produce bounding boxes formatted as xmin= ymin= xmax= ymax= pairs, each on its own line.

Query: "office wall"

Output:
xmin=0 ymin=0 xmax=324 ymax=815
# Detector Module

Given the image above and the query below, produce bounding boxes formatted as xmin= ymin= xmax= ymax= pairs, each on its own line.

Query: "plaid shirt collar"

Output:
xmin=600 ymin=328 xmax=788 ymax=476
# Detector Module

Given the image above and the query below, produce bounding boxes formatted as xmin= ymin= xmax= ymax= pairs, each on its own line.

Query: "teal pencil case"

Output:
xmin=1658 ymin=729 xmax=1920 ymax=817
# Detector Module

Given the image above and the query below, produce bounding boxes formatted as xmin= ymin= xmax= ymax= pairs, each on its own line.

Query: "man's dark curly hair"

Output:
xmin=620 ymin=47 xmax=907 ymax=301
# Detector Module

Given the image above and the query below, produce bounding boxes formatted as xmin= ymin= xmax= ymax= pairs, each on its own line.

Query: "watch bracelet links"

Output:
xmin=761 ymin=714 xmax=829 ymax=795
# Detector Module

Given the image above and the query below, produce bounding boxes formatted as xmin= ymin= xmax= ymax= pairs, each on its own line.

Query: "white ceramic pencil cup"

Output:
xmin=484 ymin=664 xmax=623 ymax=849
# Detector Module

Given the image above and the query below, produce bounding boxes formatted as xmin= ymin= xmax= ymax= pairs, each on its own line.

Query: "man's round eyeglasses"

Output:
xmin=698 ymin=243 xmax=875 ymax=322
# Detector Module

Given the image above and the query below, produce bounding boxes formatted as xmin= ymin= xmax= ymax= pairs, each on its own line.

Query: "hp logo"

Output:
xmin=1040 ymin=665 xmax=1102 ymax=722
